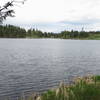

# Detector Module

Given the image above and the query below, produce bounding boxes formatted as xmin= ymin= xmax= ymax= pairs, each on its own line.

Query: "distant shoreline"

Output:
xmin=1 ymin=25 xmax=100 ymax=39
xmin=0 ymin=38 xmax=100 ymax=40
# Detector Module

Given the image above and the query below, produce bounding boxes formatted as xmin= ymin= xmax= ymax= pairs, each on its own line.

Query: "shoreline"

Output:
xmin=18 ymin=75 xmax=100 ymax=100
xmin=0 ymin=38 xmax=100 ymax=40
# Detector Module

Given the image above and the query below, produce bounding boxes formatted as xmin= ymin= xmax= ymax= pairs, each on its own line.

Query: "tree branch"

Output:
xmin=0 ymin=0 xmax=27 ymax=23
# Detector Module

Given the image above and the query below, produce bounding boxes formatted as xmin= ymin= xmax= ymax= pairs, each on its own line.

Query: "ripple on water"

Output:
xmin=0 ymin=39 xmax=100 ymax=100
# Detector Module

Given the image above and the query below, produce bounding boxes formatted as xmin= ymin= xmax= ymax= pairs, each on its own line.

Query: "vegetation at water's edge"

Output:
xmin=21 ymin=75 xmax=100 ymax=100
xmin=1 ymin=25 xmax=100 ymax=39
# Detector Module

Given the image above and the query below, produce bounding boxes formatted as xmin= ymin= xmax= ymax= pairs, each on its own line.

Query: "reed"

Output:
xmin=25 ymin=75 xmax=100 ymax=100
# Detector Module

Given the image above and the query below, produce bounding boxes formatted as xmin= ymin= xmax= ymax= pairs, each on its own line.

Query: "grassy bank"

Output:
xmin=25 ymin=75 xmax=100 ymax=100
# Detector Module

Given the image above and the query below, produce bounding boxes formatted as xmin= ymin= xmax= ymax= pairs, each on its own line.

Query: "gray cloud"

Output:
xmin=60 ymin=18 xmax=100 ymax=25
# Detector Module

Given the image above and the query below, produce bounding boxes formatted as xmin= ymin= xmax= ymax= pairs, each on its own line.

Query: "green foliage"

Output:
xmin=79 ymin=31 xmax=89 ymax=38
xmin=0 ymin=25 xmax=26 ymax=38
xmin=26 ymin=29 xmax=91 ymax=39
xmin=41 ymin=90 xmax=57 ymax=100
xmin=68 ymin=80 xmax=100 ymax=100
xmin=35 ymin=76 xmax=100 ymax=100
xmin=1 ymin=24 xmax=100 ymax=39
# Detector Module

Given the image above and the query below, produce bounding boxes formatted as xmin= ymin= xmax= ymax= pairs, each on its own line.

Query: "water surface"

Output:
xmin=0 ymin=39 xmax=100 ymax=100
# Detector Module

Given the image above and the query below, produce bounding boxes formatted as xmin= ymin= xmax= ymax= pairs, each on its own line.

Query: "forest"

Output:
xmin=0 ymin=25 xmax=26 ymax=38
xmin=0 ymin=25 xmax=100 ymax=39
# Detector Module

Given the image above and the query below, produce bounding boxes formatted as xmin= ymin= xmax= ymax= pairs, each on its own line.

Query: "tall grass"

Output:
xmin=26 ymin=76 xmax=100 ymax=100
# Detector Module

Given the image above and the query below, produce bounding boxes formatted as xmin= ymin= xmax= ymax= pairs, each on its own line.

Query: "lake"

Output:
xmin=0 ymin=39 xmax=100 ymax=100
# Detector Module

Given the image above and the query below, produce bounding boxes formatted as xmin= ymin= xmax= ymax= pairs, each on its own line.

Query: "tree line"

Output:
xmin=0 ymin=25 xmax=100 ymax=39
xmin=0 ymin=25 xmax=26 ymax=38
xmin=0 ymin=1 xmax=100 ymax=39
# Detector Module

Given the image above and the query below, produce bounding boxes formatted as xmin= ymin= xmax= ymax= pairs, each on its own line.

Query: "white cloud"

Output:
xmin=3 ymin=0 xmax=100 ymax=32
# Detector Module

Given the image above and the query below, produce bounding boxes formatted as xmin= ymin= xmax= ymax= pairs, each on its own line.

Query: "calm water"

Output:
xmin=0 ymin=39 xmax=100 ymax=99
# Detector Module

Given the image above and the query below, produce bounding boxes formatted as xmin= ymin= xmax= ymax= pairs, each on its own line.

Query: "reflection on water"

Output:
xmin=0 ymin=39 xmax=100 ymax=100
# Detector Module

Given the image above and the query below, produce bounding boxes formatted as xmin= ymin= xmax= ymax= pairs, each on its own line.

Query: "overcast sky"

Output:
xmin=2 ymin=0 xmax=100 ymax=32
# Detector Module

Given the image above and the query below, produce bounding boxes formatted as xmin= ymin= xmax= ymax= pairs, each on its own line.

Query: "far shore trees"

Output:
xmin=0 ymin=1 xmax=99 ymax=39
xmin=1 ymin=24 xmax=100 ymax=39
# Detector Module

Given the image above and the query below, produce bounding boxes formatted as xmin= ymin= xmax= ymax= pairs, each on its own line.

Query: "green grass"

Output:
xmin=23 ymin=75 xmax=100 ymax=100
xmin=39 ymin=76 xmax=100 ymax=100
xmin=87 ymin=34 xmax=100 ymax=40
